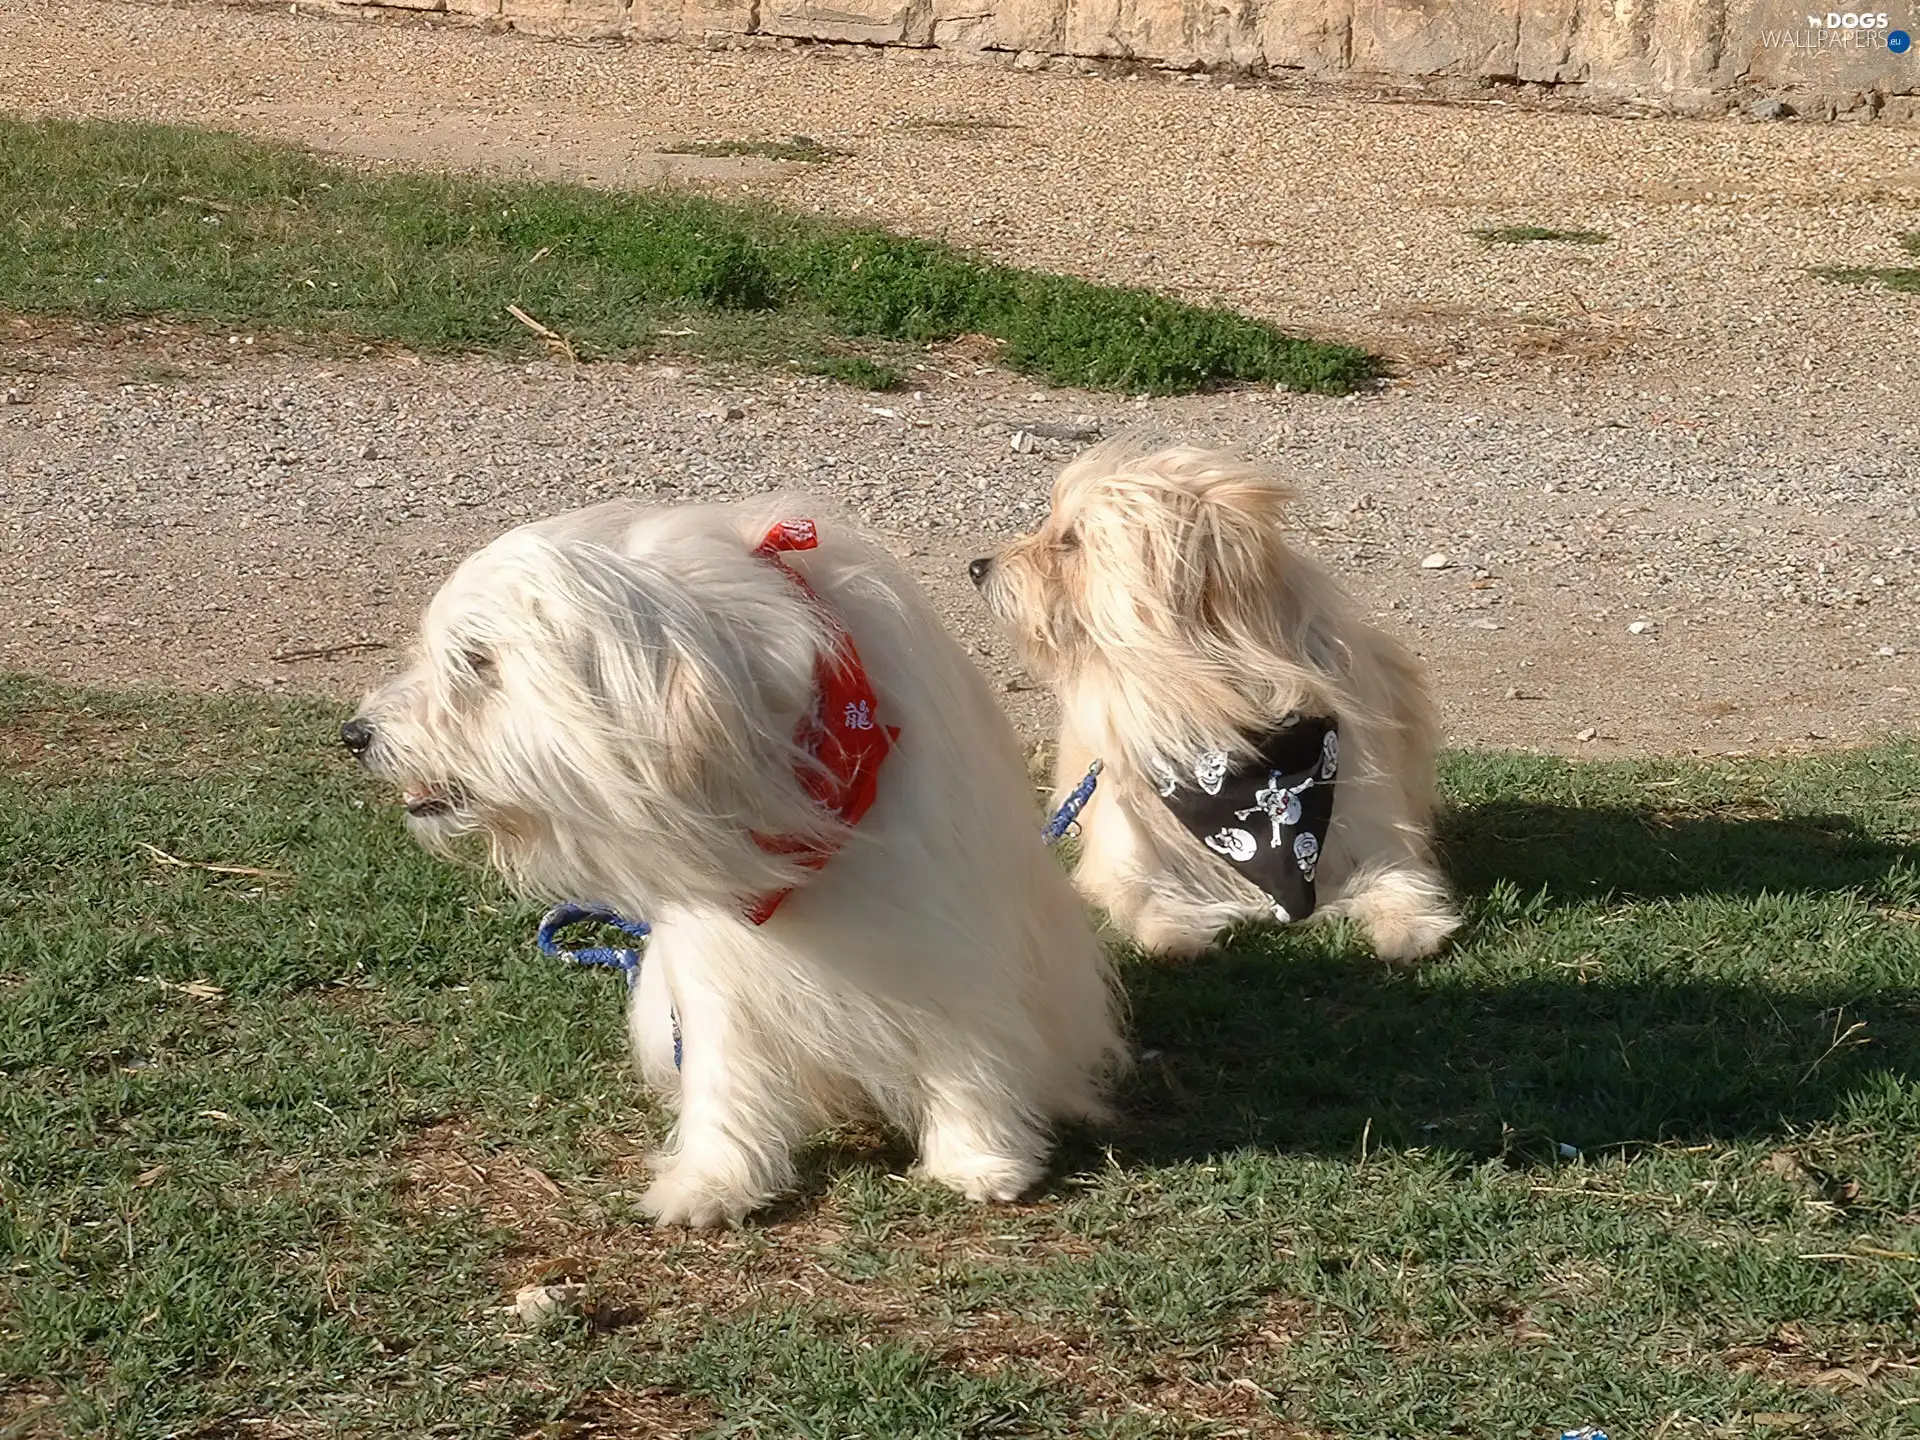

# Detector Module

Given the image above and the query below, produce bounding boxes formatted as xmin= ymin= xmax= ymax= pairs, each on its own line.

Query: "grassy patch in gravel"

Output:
xmin=659 ymin=134 xmax=845 ymax=163
xmin=0 ymin=114 xmax=1375 ymax=396
xmin=802 ymin=354 xmax=908 ymax=391
xmin=5 ymin=674 xmax=1920 ymax=1437
xmin=1471 ymin=225 xmax=1611 ymax=246
xmin=1813 ymin=233 xmax=1920 ymax=295
xmin=902 ymin=116 xmax=1025 ymax=132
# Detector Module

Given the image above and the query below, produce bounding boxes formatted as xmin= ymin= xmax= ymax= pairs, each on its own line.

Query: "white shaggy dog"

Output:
xmin=970 ymin=442 xmax=1461 ymax=964
xmin=344 ymin=496 xmax=1125 ymax=1227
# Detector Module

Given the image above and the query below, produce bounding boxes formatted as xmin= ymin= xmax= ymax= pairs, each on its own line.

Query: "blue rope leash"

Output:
xmin=535 ymin=901 xmax=678 ymax=1069
xmin=535 ymin=901 xmax=651 ymax=983
xmin=537 ymin=761 xmax=1103 ymax=1073
xmin=1041 ymin=758 xmax=1103 ymax=843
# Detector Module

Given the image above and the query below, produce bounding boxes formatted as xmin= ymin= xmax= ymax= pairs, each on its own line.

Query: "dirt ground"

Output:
xmin=2 ymin=0 xmax=1918 ymax=757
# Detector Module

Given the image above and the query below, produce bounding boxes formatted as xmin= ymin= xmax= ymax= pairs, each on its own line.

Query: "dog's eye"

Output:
xmin=461 ymin=649 xmax=497 ymax=681
xmin=1057 ymin=527 xmax=1080 ymax=551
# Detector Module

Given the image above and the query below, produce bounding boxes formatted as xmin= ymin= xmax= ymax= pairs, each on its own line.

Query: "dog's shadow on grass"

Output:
xmin=1442 ymin=796 xmax=1917 ymax=909
xmin=1097 ymin=800 xmax=1920 ymax=1170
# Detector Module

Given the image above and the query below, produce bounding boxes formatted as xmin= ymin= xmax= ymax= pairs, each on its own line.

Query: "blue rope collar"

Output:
xmin=536 ymin=760 xmax=1103 ymax=1072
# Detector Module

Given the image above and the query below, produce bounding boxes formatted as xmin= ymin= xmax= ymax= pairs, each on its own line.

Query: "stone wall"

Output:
xmin=328 ymin=0 xmax=1920 ymax=117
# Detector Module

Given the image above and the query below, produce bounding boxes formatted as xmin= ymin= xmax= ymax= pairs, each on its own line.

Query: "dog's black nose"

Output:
xmin=967 ymin=557 xmax=993 ymax=587
xmin=339 ymin=717 xmax=376 ymax=755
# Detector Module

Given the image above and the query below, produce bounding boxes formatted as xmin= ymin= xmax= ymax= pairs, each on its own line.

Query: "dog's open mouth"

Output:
xmin=402 ymin=784 xmax=461 ymax=819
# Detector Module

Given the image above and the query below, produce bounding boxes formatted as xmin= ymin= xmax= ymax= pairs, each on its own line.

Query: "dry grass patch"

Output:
xmin=540 ymin=1387 xmax=723 ymax=1439
xmin=0 ymin=710 xmax=167 ymax=776
xmin=1721 ymin=1322 xmax=1919 ymax=1393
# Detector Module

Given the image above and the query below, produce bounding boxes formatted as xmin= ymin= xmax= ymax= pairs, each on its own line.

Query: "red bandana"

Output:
xmin=743 ymin=519 xmax=900 ymax=925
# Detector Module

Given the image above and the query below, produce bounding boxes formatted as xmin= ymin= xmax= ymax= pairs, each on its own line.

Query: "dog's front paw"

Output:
xmin=915 ymin=1147 xmax=1045 ymax=1204
xmin=1369 ymin=911 xmax=1461 ymax=965
xmin=1355 ymin=885 xmax=1463 ymax=965
xmin=1130 ymin=903 xmax=1222 ymax=960
xmin=637 ymin=1163 xmax=769 ymax=1229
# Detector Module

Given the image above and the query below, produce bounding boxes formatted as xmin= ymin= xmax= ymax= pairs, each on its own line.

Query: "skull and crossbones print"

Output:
xmin=1149 ymin=716 xmax=1340 ymax=924
xmin=1236 ymin=770 xmax=1314 ymax=847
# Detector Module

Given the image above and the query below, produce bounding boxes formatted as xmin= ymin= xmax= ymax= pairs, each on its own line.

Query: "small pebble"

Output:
xmin=1420 ymin=552 xmax=1453 ymax=570
xmin=1576 ymin=727 xmax=1597 ymax=742
xmin=515 ymin=1282 xmax=588 ymax=1324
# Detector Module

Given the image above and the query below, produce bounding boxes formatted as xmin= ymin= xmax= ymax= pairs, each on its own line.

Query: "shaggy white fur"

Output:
xmin=348 ymin=496 xmax=1126 ymax=1227
xmin=972 ymin=442 xmax=1461 ymax=963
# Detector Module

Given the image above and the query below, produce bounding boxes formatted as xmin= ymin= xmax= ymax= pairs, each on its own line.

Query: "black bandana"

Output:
xmin=1151 ymin=717 xmax=1339 ymax=924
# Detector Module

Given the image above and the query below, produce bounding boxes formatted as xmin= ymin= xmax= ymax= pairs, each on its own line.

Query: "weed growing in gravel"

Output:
xmin=901 ymin=116 xmax=1025 ymax=132
xmin=1813 ymin=233 xmax=1920 ymax=294
xmin=802 ymin=355 xmax=907 ymax=390
xmin=4 ymin=674 xmax=1918 ymax=1437
xmin=659 ymin=134 xmax=846 ymax=163
xmin=1472 ymin=226 xmax=1612 ymax=245
xmin=0 ymin=115 xmax=1375 ymax=395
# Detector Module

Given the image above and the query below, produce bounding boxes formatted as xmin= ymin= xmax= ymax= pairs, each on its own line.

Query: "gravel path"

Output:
xmin=1 ymin=1 xmax=1918 ymax=756
xmin=5 ymin=319 xmax=1915 ymax=757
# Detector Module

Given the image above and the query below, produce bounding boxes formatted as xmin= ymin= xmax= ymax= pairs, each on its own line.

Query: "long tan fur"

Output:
xmin=973 ymin=441 xmax=1460 ymax=962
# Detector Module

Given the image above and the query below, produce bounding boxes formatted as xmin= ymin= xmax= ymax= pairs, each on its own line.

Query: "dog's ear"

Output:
xmin=485 ymin=536 xmax=739 ymax=801
xmin=486 ymin=534 xmax=835 ymax=838
xmin=1181 ymin=467 xmax=1362 ymax=690
xmin=1073 ymin=462 xmax=1290 ymax=650
xmin=1099 ymin=463 xmax=1296 ymax=637
xmin=1183 ymin=470 xmax=1298 ymax=635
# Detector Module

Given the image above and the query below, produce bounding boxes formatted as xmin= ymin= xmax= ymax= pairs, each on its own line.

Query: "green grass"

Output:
xmin=1813 ymin=233 xmax=1920 ymax=294
xmin=1471 ymin=226 xmax=1612 ymax=246
xmin=4 ymin=675 xmax=1919 ymax=1438
xmin=801 ymin=354 xmax=907 ymax=391
xmin=658 ymin=135 xmax=846 ymax=163
xmin=0 ymin=114 xmax=1375 ymax=396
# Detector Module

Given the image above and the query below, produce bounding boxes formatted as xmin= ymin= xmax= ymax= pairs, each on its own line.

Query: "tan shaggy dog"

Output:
xmin=345 ymin=496 xmax=1125 ymax=1227
xmin=971 ymin=442 xmax=1461 ymax=963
